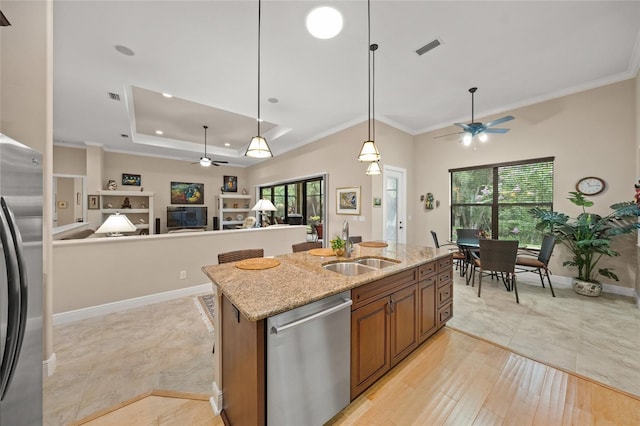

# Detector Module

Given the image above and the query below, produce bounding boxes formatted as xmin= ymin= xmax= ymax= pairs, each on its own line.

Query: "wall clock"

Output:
xmin=576 ymin=176 xmax=605 ymax=195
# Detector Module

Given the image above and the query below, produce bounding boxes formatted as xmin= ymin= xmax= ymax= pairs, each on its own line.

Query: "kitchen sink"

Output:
xmin=323 ymin=257 xmax=400 ymax=276
xmin=355 ymin=257 xmax=399 ymax=269
xmin=323 ymin=262 xmax=377 ymax=276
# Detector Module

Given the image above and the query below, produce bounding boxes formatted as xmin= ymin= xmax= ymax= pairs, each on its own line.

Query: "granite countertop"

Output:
xmin=202 ymin=242 xmax=451 ymax=321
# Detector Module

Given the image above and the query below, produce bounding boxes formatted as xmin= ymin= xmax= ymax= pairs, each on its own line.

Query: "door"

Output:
xmin=383 ymin=165 xmax=407 ymax=244
xmin=390 ymin=284 xmax=419 ymax=366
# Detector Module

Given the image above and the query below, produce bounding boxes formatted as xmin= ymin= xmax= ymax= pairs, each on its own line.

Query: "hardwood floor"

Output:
xmin=77 ymin=328 xmax=639 ymax=425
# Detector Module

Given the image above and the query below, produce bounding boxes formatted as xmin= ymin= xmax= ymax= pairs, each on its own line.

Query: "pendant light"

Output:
xmin=245 ymin=0 xmax=273 ymax=158
xmin=358 ymin=0 xmax=381 ymax=163
xmin=366 ymin=161 xmax=381 ymax=176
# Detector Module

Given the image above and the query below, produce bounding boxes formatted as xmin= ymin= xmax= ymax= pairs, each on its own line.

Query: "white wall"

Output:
xmin=414 ymin=79 xmax=637 ymax=289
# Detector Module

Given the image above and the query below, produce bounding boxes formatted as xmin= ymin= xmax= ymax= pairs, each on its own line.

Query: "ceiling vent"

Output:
xmin=108 ymin=92 xmax=121 ymax=101
xmin=415 ymin=38 xmax=442 ymax=56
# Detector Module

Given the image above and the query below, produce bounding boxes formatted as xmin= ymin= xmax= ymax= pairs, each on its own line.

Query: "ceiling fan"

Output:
xmin=436 ymin=87 xmax=514 ymax=146
xmin=195 ymin=125 xmax=229 ymax=167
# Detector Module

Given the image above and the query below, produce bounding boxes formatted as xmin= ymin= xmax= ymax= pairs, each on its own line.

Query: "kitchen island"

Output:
xmin=202 ymin=242 xmax=453 ymax=425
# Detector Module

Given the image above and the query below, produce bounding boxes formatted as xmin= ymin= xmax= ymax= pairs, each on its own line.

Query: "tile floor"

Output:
xmin=43 ymin=272 xmax=639 ymax=425
xmin=448 ymin=272 xmax=640 ymax=397
xmin=43 ymin=296 xmax=215 ymax=426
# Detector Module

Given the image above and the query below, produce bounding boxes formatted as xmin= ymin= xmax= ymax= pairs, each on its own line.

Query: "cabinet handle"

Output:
xmin=388 ymin=299 xmax=395 ymax=313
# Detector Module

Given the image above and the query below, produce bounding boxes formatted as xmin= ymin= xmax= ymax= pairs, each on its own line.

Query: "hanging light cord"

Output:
xmin=203 ymin=125 xmax=208 ymax=156
xmin=371 ymin=43 xmax=377 ymax=141
xmin=367 ymin=0 xmax=371 ymax=141
xmin=257 ymin=0 xmax=262 ymax=136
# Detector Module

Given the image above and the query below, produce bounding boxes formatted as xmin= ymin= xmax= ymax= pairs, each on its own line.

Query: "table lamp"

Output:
xmin=251 ymin=199 xmax=277 ymax=227
xmin=95 ymin=212 xmax=137 ymax=237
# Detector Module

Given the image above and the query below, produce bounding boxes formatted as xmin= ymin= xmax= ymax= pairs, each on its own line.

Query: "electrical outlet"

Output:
xmin=180 ymin=270 xmax=187 ymax=280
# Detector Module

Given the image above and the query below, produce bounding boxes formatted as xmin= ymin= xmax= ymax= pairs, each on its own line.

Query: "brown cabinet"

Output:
xmin=351 ymin=255 xmax=453 ymax=400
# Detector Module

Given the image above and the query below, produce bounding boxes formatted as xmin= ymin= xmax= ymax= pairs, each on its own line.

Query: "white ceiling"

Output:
xmin=53 ymin=1 xmax=640 ymax=167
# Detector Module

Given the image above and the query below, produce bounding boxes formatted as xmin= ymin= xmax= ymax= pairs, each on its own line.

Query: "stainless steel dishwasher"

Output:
xmin=266 ymin=290 xmax=352 ymax=425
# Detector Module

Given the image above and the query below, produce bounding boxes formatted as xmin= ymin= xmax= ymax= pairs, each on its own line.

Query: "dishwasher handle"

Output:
xmin=270 ymin=298 xmax=353 ymax=335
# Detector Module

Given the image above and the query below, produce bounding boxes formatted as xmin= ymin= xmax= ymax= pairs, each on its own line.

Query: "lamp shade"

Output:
xmin=95 ymin=212 xmax=137 ymax=236
xmin=366 ymin=161 xmax=381 ymax=175
xmin=358 ymin=140 xmax=381 ymax=162
xmin=245 ymin=135 xmax=273 ymax=158
xmin=251 ymin=198 xmax=277 ymax=212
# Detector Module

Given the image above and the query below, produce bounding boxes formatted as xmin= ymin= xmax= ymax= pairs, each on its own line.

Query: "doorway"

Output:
xmin=382 ymin=165 xmax=407 ymax=244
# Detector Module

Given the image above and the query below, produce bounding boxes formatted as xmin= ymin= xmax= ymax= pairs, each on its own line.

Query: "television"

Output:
xmin=167 ymin=206 xmax=208 ymax=229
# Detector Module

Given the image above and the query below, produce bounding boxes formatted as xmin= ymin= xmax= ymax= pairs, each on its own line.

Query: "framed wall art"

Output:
xmin=223 ymin=176 xmax=238 ymax=192
xmin=122 ymin=173 xmax=141 ymax=186
xmin=336 ymin=186 xmax=361 ymax=215
xmin=88 ymin=195 xmax=100 ymax=209
xmin=171 ymin=182 xmax=204 ymax=204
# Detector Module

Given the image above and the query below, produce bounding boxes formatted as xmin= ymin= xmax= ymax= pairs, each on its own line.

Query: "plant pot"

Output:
xmin=572 ymin=279 xmax=602 ymax=297
xmin=334 ymin=248 xmax=345 ymax=257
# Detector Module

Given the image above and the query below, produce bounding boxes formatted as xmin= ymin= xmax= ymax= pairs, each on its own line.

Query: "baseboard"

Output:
xmin=53 ymin=283 xmax=213 ymax=325
xmin=210 ymin=380 xmax=222 ymax=415
xmin=518 ymin=272 xmax=635 ymax=298
xmin=43 ymin=352 xmax=56 ymax=378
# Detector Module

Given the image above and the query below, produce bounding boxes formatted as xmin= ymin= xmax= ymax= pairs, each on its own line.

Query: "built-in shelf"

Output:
xmin=97 ymin=190 xmax=154 ymax=234
xmin=218 ymin=194 xmax=252 ymax=230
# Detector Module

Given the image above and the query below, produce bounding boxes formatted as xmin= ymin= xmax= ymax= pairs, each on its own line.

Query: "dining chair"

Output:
xmin=515 ymin=235 xmax=556 ymax=297
xmin=455 ymin=228 xmax=481 ymax=280
xmin=430 ymin=230 xmax=465 ymax=275
xmin=217 ymin=248 xmax=264 ymax=264
xmin=474 ymin=239 xmax=520 ymax=303
xmin=292 ymin=241 xmax=323 ymax=253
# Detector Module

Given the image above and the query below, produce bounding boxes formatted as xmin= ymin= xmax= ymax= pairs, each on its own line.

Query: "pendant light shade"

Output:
xmin=366 ymin=161 xmax=381 ymax=175
xmin=357 ymin=0 xmax=381 ymax=167
xmin=246 ymin=135 xmax=272 ymax=158
xmin=245 ymin=0 xmax=273 ymax=158
xmin=358 ymin=140 xmax=380 ymax=162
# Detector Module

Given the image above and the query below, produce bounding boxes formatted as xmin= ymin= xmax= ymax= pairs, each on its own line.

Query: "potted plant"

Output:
xmin=531 ymin=191 xmax=639 ymax=296
xmin=330 ymin=235 xmax=346 ymax=256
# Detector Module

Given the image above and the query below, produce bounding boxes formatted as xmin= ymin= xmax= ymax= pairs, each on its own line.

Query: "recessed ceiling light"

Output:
xmin=155 ymin=130 xmax=163 ymax=135
xmin=120 ymin=134 xmax=129 ymax=138
xmin=306 ymin=7 xmax=343 ymax=39
xmin=224 ymin=143 xmax=231 ymax=147
xmin=114 ymin=45 xmax=135 ymax=56
xmin=162 ymin=93 xmax=173 ymax=98
xmin=268 ymin=97 xmax=279 ymax=104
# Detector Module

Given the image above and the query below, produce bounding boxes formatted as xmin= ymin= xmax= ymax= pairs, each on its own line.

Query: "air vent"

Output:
xmin=108 ymin=92 xmax=121 ymax=101
xmin=415 ymin=38 xmax=442 ymax=56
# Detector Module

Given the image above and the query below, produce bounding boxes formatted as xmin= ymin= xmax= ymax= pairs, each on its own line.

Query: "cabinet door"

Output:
xmin=390 ymin=284 xmax=419 ymax=366
xmin=351 ymin=297 xmax=390 ymax=400
xmin=418 ymin=278 xmax=437 ymax=343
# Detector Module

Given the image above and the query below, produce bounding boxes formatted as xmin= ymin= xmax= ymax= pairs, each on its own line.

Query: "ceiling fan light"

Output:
xmin=478 ymin=132 xmax=488 ymax=142
xmin=199 ymin=157 xmax=212 ymax=167
xmin=306 ymin=6 xmax=343 ymax=39
xmin=366 ymin=161 xmax=381 ymax=175
xmin=462 ymin=132 xmax=472 ymax=146
xmin=245 ymin=135 xmax=273 ymax=158
xmin=358 ymin=140 xmax=380 ymax=162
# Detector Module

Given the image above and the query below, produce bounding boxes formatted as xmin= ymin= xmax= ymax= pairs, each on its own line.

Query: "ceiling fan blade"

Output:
xmin=454 ymin=123 xmax=472 ymax=131
xmin=484 ymin=115 xmax=514 ymax=128
xmin=212 ymin=160 xmax=229 ymax=164
xmin=484 ymin=128 xmax=510 ymax=134
xmin=434 ymin=131 xmax=463 ymax=139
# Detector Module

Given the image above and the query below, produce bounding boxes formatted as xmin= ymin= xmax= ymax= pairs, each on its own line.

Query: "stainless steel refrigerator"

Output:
xmin=0 ymin=133 xmax=43 ymax=425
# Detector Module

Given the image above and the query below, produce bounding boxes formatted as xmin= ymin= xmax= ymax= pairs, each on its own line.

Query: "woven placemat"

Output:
xmin=359 ymin=241 xmax=388 ymax=248
xmin=235 ymin=258 xmax=281 ymax=270
xmin=308 ymin=248 xmax=336 ymax=257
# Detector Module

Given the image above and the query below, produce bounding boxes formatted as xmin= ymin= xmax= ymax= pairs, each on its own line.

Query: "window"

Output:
xmin=450 ymin=157 xmax=554 ymax=246
xmin=259 ymin=176 xmax=324 ymax=225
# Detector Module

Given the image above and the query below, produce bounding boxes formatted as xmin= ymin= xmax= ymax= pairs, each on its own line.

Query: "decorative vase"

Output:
xmin=572 ymin=279 xmax=602 ymax=297
xmin=334 ymin=248 xmax=345 ymax=257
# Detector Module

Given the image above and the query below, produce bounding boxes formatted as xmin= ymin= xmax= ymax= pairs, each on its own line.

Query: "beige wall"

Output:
xmin=246 ymin=120 xmax=415 ymax=244
xmin=636 ymin=69 xmax=640 ymax=300
xmin=53 ymin=145 xmax=86 ymax=175
xmin=52 ymin=226 xmax=306 ymax=313
xmin=414 ymin=79 xmax=637 ymax=289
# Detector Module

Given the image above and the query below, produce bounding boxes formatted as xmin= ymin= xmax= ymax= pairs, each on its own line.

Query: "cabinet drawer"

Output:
xmin=437 ymin=269 xmax=452 ymax=287
xmin=418 ymin=261 xmax=437 ymax=280
xmin=352 ymin=268 xmax=417 ymax=309
xmin=437 ymin=255 xmax=453 ymax=272
xmin=437 ymin=281 xmax=452 ymax=306
xmin=437 ymin=302 xmax=453 ymax=326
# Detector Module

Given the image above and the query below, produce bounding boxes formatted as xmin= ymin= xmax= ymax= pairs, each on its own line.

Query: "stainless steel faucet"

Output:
xmin=342 ymin=220 xmax=352 ymax=257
